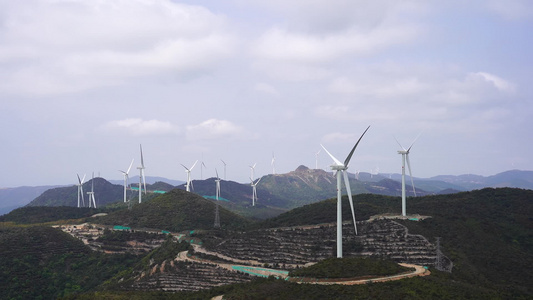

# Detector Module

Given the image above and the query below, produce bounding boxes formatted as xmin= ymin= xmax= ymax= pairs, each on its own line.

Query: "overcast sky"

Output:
xmin=1 ymin=0 xmax=532 ymax=187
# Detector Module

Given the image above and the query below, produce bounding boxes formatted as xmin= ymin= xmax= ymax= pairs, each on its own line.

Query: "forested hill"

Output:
xmin=259 ymin=188 xmax=532 ymax=295
xmin=94 ymin=188 xmax=253 ymax=231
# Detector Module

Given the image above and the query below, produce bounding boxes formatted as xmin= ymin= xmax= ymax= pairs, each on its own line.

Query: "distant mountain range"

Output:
xmin=2 ymin=168 xmax=532 ymax=217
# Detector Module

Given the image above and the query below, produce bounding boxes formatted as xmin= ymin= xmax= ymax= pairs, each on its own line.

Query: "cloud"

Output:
xmin=186 ymin=119 xmax=246 ymax=141
xmin=0 ymin=0 xmax=236 ymax=95
xmin=101 ymin=118 xmax=180 ymax=136
xmin=468 ymin=72 xmax=516 ymax=93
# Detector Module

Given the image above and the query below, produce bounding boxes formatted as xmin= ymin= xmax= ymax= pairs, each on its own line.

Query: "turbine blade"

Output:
xmin=180 ymin=164 xmax=189 ymax=171
xmin=394 ymin=136 xmax=406 ymax=151
xmin=249 ymin=177 xmax=254 ymax=184
xmin=221 ymin=159 xmax=226 ymax=166
xmin=127 ymin=158 xmax=134 ymax=174
xmin=81 ymin=174 xmax=86 ymax=184
xmin=140 ymin=144 xmax=144 ymax=168
xmin=253 ymin=163 xmax=257 ymax=169
xmin=406 ymin=154 xmax=416 ymax=196
xmin=215 ymin=168 xmax=219 ymax=179
xmin=344 ymin=125 xmax=370 ymax=167
xmin=77 ymin=174 xmax=82 ymax=184
xmin=142 ymin=170 xmax=146 ymax=194
xmin=342 ymin=170 xmax=358 ymax=235
xmin=320 ymin=144 xmax=342 ymax=166
xmin=256 ymin=177 xmax=262 ymax=185
xmin=407 ymin=133 xmax=422 ymax=152
xmin=190 ymin=160 xmax=198 ymax=170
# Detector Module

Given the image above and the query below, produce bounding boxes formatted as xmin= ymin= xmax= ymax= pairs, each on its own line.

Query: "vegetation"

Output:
xmin=0 ymin=187 xmax=530 ymax=299
xmin=289 ymin=257 xmax=411 ymax=279
xmin=0 ymin=206 xmax=105 ymax=224
xmin=94 ymin=189 xmax=253 ymax=232
xmin=0 ymin=226 xmax=139 ymax=299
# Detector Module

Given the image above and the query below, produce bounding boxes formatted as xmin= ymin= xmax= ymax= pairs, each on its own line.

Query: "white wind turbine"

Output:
xmin=76 ymin=174 xmax=86 ymax=208
xmin=315 ymin=149 xmax=321 ymax=169
xmin=249 ymin=163 xmax=257 ymax=181
xmin=215 ymin=169 xmax=221 ymax=200
xmin=201 ymin=161 xmax=207 ymax=180
xmin=321 ymin=125 xmax=370 ymax=258
xmin=87 ymin=173 xmax=97 ymax=208
xmin=181 ymin=160 xmax=198 ymax=192
xmin=119 ymin=159 xmax=134 ymax=203
xmin=214 ymin=169 xmax=221 ymax=228
xmin=137 ymin=144 xmax=147 ymax=203
xmin=395 ymin=135 xmax=419 ymax=217
xmin=221 ymin=159 xmax=227 ymax=180
xmin=250 ymin=177 xmax=261 ymax=206
xmin=271 ymin=153 xmax=275 ymax=174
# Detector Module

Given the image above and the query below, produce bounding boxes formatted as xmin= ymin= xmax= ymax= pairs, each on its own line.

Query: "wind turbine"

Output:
xmin=315 ymin=149 xmax=321 ymax=169
xmin=201 ymin=161 xmax=207 ymax=180
xmin=395 ymin=135 xmax=419 ymax=217
xmin=87 ymin=173 xmax=97 ymax=208
xmin=271 ymin=152 xmax=276 ymax=174
xmin=119 ymin=159 xmax=134 ymax=203
xmin=137 ymin=144 xmax=146 ymax=203
xmin=249 ymin=163 xmax=257 ymax=181
xmin=76 ymin=174 xmax=86 ymax=208
xmin=214 ymin=169 xmax=221 ymax=228
xmin=321 ymin=125 xmax=370 ymax=258
xmin=215 ymin=169 xmax=221 ymax=200
xmin=250 ymin=177 xmax=261 ymax=206
xmin=181 ymin=160 xmax=198 ymax=192
xmin=221 ymin=159 xmax=227 ymax=180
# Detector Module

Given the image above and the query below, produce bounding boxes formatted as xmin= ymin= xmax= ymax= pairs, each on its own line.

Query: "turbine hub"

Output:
xmin=330 ymin=165 xmax=346 ymax=171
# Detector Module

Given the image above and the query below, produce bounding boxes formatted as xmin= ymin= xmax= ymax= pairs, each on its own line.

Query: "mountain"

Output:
xmin=430 ymin=169 xmax=533 ymax=190
xmin=26 ymin=177 xmax=124 ymax=207
xmin=94 ymin=188 xmax=252 ymax=231
xmin=0 ymin=185 xmax=62 ymax=215
xmin=109 ymin=176 xmax=185 ymax=186
xmin=260 ymin=188 xmax=532 ymax=295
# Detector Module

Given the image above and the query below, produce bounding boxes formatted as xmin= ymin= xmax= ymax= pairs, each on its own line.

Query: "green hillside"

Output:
xmin=260 ymin=188 xmax=533 ymax=295
xmin=94 ymin=188 xmax=253 ymax=231
xmin=0 ymin=226 xmax=138 ymax=299
xmin=0 ymin=206 xmax=104 ymax=224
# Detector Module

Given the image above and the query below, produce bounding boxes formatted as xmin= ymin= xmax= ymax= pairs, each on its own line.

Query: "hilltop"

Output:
xmin=94 ymin=188 xmax=252 ymax=231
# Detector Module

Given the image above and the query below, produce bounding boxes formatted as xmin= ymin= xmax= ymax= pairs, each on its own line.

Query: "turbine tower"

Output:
xmin=321 ymin=125 xmax=370 ymax=258
xmin=250 ymin=177 xmax=261 ymax=206
xmin=76 ymin=174 xmax=86 ymax=208
xmin=214 ymin=169 xmax=221 ymax=228
xmin=137 ymin=144 xmax=147 ymax=203
xmin=87 ymin=173 xmax=97 ymax=208
xmin=395 ymin=135 xmax=419 ymax=217
xmin=181 ymin=160 xmax=198 ymax=192
xmin=119 ymin=159 xmax=134 ymax=203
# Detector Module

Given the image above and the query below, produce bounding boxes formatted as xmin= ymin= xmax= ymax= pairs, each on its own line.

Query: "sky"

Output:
xmin=1 ymin=0 xmax=532 ymax=188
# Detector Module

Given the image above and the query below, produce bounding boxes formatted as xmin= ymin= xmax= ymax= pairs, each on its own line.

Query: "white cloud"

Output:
xmin=102 ymin=118 xmax=180 ymax=136
xmin=252 ymin=25 xmax=418 ymax=64
xmin=0 ymin=0 xmax=236 ymax=95
xmin=468 ymin=72 xmax=516 ymax=93
xmin=186 ymin=119 xmax=246 ymax=141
